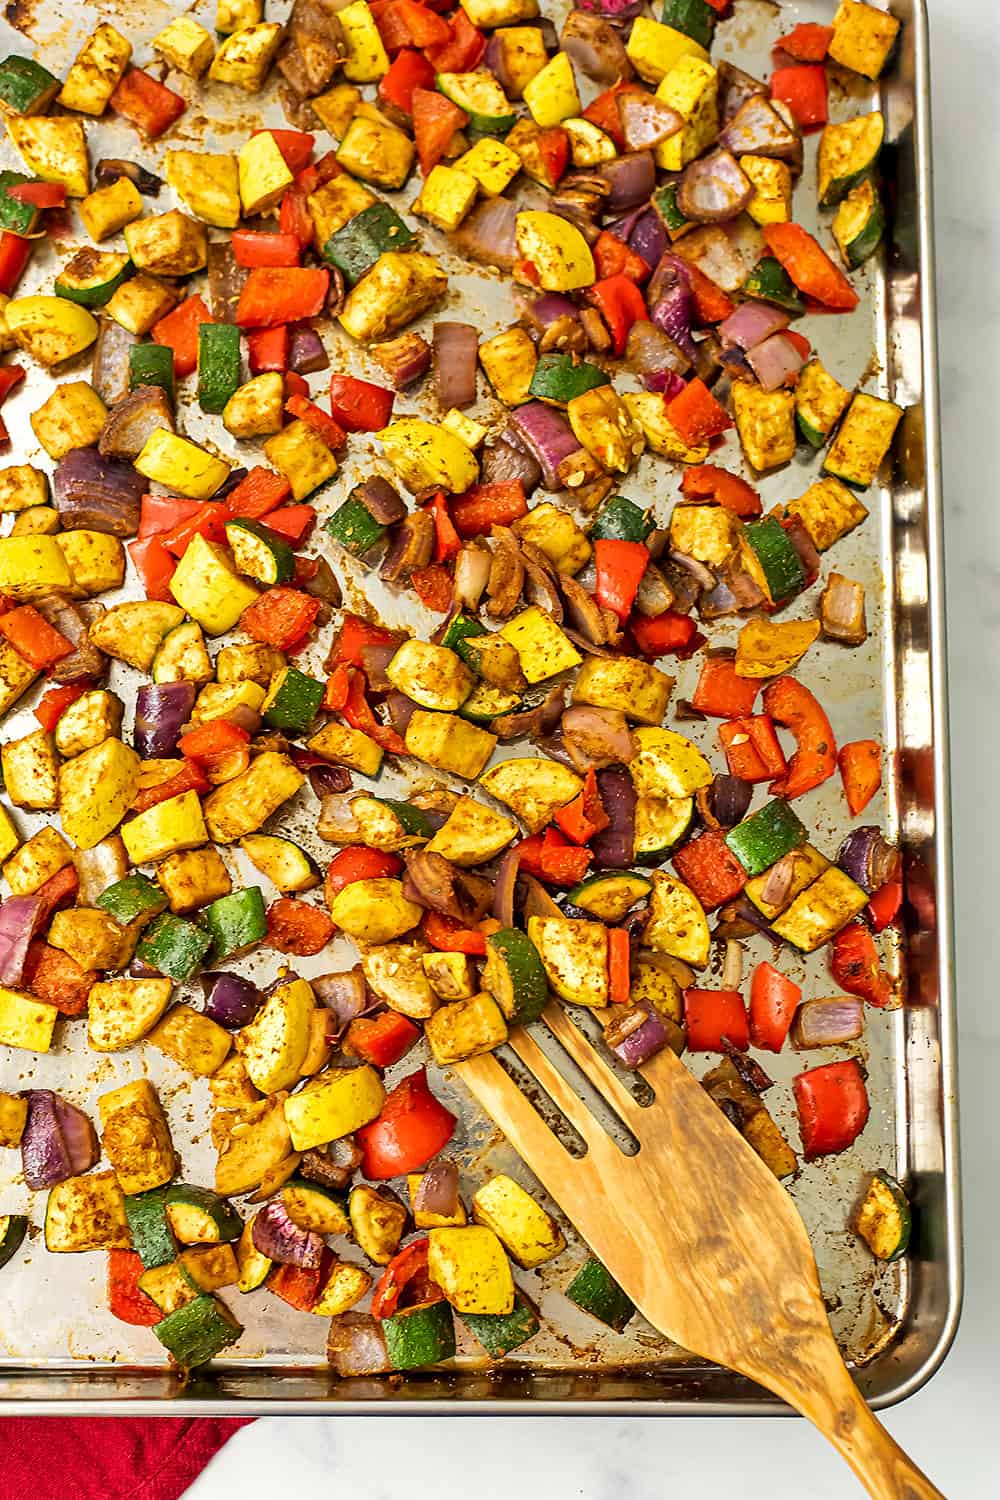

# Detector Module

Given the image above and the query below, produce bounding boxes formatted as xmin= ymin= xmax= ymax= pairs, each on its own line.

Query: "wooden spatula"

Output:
xmin=456 ymin=1004 xmax=944 ymax=1500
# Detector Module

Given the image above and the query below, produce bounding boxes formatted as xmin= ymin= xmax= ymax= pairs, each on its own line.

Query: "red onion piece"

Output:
xmin=414 ymin=1157 xmax=460 ymax=1217
xmin=453 ymin=544 xmax=492 ymax=609
xmin=677 ymin=150 xmax=753 ymax=224
xmin=708 ymin=775 xmax=754 ymax=830
xmin=354 ymin=476 xmax=405 ymax=526
xmin=384 ymin=689 xmax=418 ymax=734
xmin=99 ymin=386 xmax=175 ymax=461
xmin=481 ymin=436 xmax=541 ymax=494
xmin=597 ymin=151 xmax=656 ymax=213
xmin=517 ymin=291 xmax=579 ymax=333
xmin=0 ymin=894 xmax=45 ymax=985
xmin=91 ymin=316 xmax=140 ymax=406
xmin=560 ymin=11 xmax=633 ymax=84
xmin=36 ymin=596 xmax=106 ymax=684
xmin=493 ymin=845 xmax=522 ymax=927
xmin=133 ymin=682 xmax=196 ymax=758
xmin=820 ymin=572 xmax=867 ymax=645
xmin=312 ymin=967 xmax=369 ymax=1036
xmin=719 ymin=301 xmax=790 ymax=350
xmin=289 ymin=322 xmax=329 ymax=374
xmin=359 ymin=642 xmax=397 ymax=692
xmin=590 ymin=767 xmax=636 ymax=869
xmin=74 ymin=838 xmax=128 ymax=906
xmin=792 ymin=998 xmax=865 ymax=1049
xmin=745 ymin=332 xmax=806 ymax=391
xmin=605 ymin=1005 xmax=673 ymax=1068
xmin=627 ymin=207 xmax=668 ymax=271
xmin=673 ymin=226 xmax=750 ymax=293
xmin=562 ymin=706 xmax=635 ymax=771
xmin=717 ymin=61 xmax=768 ymax=125
xmin=759 ymin=852 xmax=796 ymax=909
xmin=719 ymin=94 xmax=800 ymax=159
xmin=433 ymin=322 xmax=478 ymax=409
xmin=327 ymin=1312 xmax=390 ymax=1376
xmin=21 ymin=1090 xmax=99 ymax=1190
xmin=625 ymin=320 xmax=691 ymax=386
xmin=201 ymin=971 xmax=262 ymax=1029
xmin=253 ymin=1198 xmax=324 ymax=1267
xmin=837 ymin=828 xmax=900 ymax=894
xmin=53 ymin=446 xmax=144 ymax=537
xmin=380 ymin=512 xmax=434 ymax=579
xmin=619 ymin=93 xmax=682 ymax=151
xmin=670 ymin=549 xmax=716 ymax=592
xmin=453 ymin=197 xmax=517 ymax=272
xmin=372 ymin=331 xmax=431 ymax=391
xmin=510 ymin=402 xmax=579 ymax=490
xmin=578 ymin=0 xmax=644 ymax=17
xmin=647 ymin=255 xmax=697 ymax=359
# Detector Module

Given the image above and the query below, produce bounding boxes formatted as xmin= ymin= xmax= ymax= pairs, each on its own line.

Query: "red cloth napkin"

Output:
xmin=0 ymin=1418 xmax=251 ymax=1500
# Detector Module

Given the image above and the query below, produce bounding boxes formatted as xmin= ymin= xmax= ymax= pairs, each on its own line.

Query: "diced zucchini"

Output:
xmin=235 ymin=1215 xmax=272 ymax=1292
xmin=823 ymin=392 xmax=903 ymax=488
xmin=348 ymin=1184 xmax=407 ymax=1264
xmin=382 ymin=1299 xmax=455 ymax=1369
xmin=483 ymin=927 xmax=548 ymax=1023
xmin=461 ymin=1293 xmax=540 ymax=1357
xmin=239 ymin=834 xmax=320 ymax=894
xmin=771 ymin=867 xmax=868 ymax=951
xmin=283 ymin=1178 xmax=351 ymax=1236
xmin=565 ymin=1257 xmax=634 ymax=1331
xmin=527 ymin=915 xmax=607 ymax=1007
xmin=425 ymin=990 xmax=509 ymax=1064
xmin=0 ymin=55 xmax=60 ymax=115
xmin=387 ymin=638 xmax=474 ymax=712
xmin=178 ymin=1242 xmax=240 ymax=1293
xmin=313 ymin=1259 xmax=373 ymax=1315
xmin=745 ymin=843 xmax=829 ymax=919
xmin=153 ymin=1293 xmax=243 ymax=1368
xmin=854 ymin=1170 xmax=911 ymax=1261
xmin=165 ymin=1184 xmax=242 ymax=1245
xmin=138 ymin=1261 xmax=198 ymax=1315
xmin=404 ymin=710 xmax=497 ymax=780
xmin=363 ymin=942 xmax=438 ymax=1017
xmin=634 ymin=795 xmax=694 ymax=864
xmin=124 ymin=1186 xmax=177 ymax=1269
xmin=795 ymin=360 xmax=852 ymax=449
xmin=87 ymin=977 xmax=173 ymax=1052
xmin=630 ymin=727 xmax=712 ymax=800
xmin=567 ymin=871 xmax=653 ymax=922
xmin=726 ymin=799 xmax=807 ymax=877
xmin=425 ymin=795 xmax=517 ymax=868
xmin=732 ymin=382 xmax=796 ymax=472
xmin=818 ymin=112 xmax=884 ymax=206
xmin=833 ymin=181 xmax=885 ymax=270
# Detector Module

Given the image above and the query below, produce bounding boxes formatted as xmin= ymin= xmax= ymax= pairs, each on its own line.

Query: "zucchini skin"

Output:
xmin=381 ymin=1299 xmax=456 ymax=1369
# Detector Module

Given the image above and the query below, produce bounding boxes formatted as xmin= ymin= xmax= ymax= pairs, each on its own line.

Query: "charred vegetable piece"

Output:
xmin=565 ymin=1257 xmax=634 ymax=1331
xmin=854 ymin=1170 xmax=911 ymax=1261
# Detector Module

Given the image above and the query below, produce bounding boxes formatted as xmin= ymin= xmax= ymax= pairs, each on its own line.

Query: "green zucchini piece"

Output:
xmin=323 ymin=494 xmax=387 ymax=557
xmin=483 ymin=927 xmax=548 ymax=1024
xmin=280 ymin=1178 xmax=351 ymax=1235
xmin=822 ymin=391 xmax=902 ymax=489
xmin=124 ymin=1186 xmax=177 ymax=1269
xmin=178 ymin=1242 xmax=240 ymax=1292
xmin=459 ymin=681 xmax=522 ymax=723
xmin=462 ymin=1292 xmax=540 ymax=1357
xmin=441 ymin=612 xmax=488 ymax=668
xmin=725 ymin=799 xmax=807 ymax=877
xmin=0 ymin=1213 xmax=27 ymax=1271
xmin=817 ymin=111 xmax=884 ymax=206
xmin=854 ymin=1170 xmax=911 ymax=1262
xmin=240 ymin=834 xmax=321 ymax=894
xmin=97 ymin=873 xmax=168 ymax=925
xmin=164 ymin=1184 xmax=243 ymax=1245
xmin=660 ymin=0 xmax=715 ymax=49
xmin=322 ymin=201 xmax=416 ymax=287
xmin=153 ymin=1292 xmax=243 ymax=1368
xmin=651 ymin=181 xmax=692 ymax=238
xmin=566 ymin=1257 xmax=634 ymax=1332
xmin=633 ymin=795 xmax=694 ymax=864
xmin=589 ymin=492 xmax=653 ymax=543
xmin=742 ymin=255 xmax=806 ymax=314
xmin=0 ymin=56 xmax=60 ymax=116
xmin=138 ymin=1261 xmax=198 ymax=1315
xmin=795 ymin=359 xmax=851 ymax=449
xmin=197 ymin=322 xmax=241 ymax=414
xmin=261 ymin=665 xmax=325 ymax=733
xmin=567 ymin=871 xmax=653 ymax=922
xmin=833 ymin=180 xmax=885 ymax=270
xmin=204 ymin=887 xmax=267 ymax=960
xmin=56 ymin=249 xmax=131 ymax=309
xmin=225 ymin=518 xmax=295 ymax=586
xmin=0 ymin=171 xmax=41 ymax=235
xmin=381 ymin=1299 xmax=456 ymax=1369
xmin=436 ymin=72 xmax=515 ymax=134
xmin=136 ymin=911 xmax=212 ymax=983
xmin=129 ymin=342 xmax=175 ymax=402
xmin=151 ymin=621 xmax=210 ymax=684
xmin=743 ymin=516 xmax=805 ymax=603
xmin=528 ymin=352 xmax=609 ymax=405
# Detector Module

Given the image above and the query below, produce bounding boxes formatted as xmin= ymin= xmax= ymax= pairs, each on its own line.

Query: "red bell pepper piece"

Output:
xmin=586 ymin=274 xmax=648 ymax=357
xmin=294 ymin=150 xmax=340 ymax=195
xmin=517 ymin=829 xmax=592 ymax=886
xmin=322 ymin=663 xmax=352 ymax=711
xmin=672 ymin=829 xmax=747 ymax=911
xmin=607 ymin=927 xmax=631 ymax=1006
xmin=127 ymin=535 xmax=175 ymax=601
xmin=424 ymin=8 xmax=486 ymax=70
xmin=34 ymin=865 xmax=79 ymax=929
xmin=6 ymin=180 xmax=64 ymax=208
xmin=107 ymin=1249 xmax=162 ymax=1326
xmin=763 ymin=677 xmax=836 ymax=799
xmin=254 ymin=127 xmax=315 ymax=174
xmin=178 ymin=720 xmax=250 ymax=763
xmin=284 ymin=370 xmax=310 ymax=400
xmin=264 ymin=504 xmax=316 ymax=545
xmin=236 ymin=267 xmax=330 ymax=328
xmin=269 ymin=1260 xmax=325 ymax=1312
xmin=423 ymin=491 xmax=461 ymax=563
xmin=285 ymin=393 xmax=346 ymax=451
xmin=451 ymin=481 xmax=527 ymax=538
xmin=783 ymin=329 xmax=811 ymax=361
xmin=770 ymin=64 xmax=828 ymax=129
xmin=132 ymin=759 xmax=210 ymax=814
xmin=357 ymin=1067 xmax=457 ymax=1179
xmin=23 ymin=939 xmax=95 ymax=1017
xmin=226 ymin=467 xmax=291 ymax=518
xmin=342 ymin=668 xmax=408 ymax=754
xmin=749 ymin=960 xmax=801 ymax=1052
xmin=267 ymin=897 xmax=334 ymax=956
xmin=793 ymin=1058 xmax=870 ymax=1159
xmin=628 ymin=610 xmax=697 ymax=658
xmin=0 ymin=361 xmax=24 ymax=445
xmin=159 ymin=501 xmax=228 ymax=558
xmin=691 ymin=654 xmax=761 ymax=718
xmin=411 ymin=87 xmax=468 ymax=175
xmin=345 ymin=1010 xmax=421 ymax=1069
xmin=666 ymin=377 xmax=733 ymax=446
xmin=581 ymin=82 xmax=641 ymax=150
xmin=139 ymin=493 xmax=202 ymax=538
xmin=684 ymin=261 xmax=735 ymax=323
xmin=328 ymin=372 xmax=395 ymax=432
xmin=0 ymin=231 xmax=31 ymax=295
xmin=421 ymin=909 xmax=488 ymax=956
xmin=680 ymin=464 xmax=762 ymax=518
xmin=152 ymin=295 xmax=214 ymax=379
xmin=867 ymin=873 xmax=903 ymax=933
xmin=325 ymin=846 xmax=402 ymax=905
xmin=554 ymin=769 xmax=609 ymax=845
xmin=719 ymin=715 xmax=788 ymax=784
xmin=592 ymin=230 xmax=651 ymax=284
xmin=830 ymin=923 xmax=892 ymax=1007
xmin=330 ymin=613 xmax=401 ymax=668
xmin=34 ymin=683 xmax=88 ymax=733
xmin=379 ymin=48 xmax=435 ymax=113
xmin=838 ymin=739 xmax=881 ymax=816
xmin=231 ymin=230 xmax=301 ymax=268
xmin=703 ymin=0 xmax=731 ymax=12
xmin=0 ymin=604 xmax=73 ymax=669
xmin=279 ymin=188 xmax=313 ymax=251
xmin=410 ymin=562 xmax=454 ymax=613
xmin=110 ymin=67 xmax=185 ymax=137
xmin=776 ymin=22 xmax=833 ymax=60
xmin=683 ymin=988 xmax=749 ymax=1052
xmin=763 ymin=223 xmax=859 ymax=311
xmin=390 ymin=0 xmax=450 ymax=46
xmin=247 ymin=323 xmax=291 ymax=373
xmin=594 ymin=538 xmax=649 ymax=620
xmin=371 ymin=1238 xmax=441 ymax=1318
xmin=241 ymin=586 xmax=321 ymax=651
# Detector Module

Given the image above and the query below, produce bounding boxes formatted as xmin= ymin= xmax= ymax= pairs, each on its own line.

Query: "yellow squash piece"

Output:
xmin=573 ymin=655 xmax=672 ymax=726
xmin=339 ymin=251 xmax=447 ymax=343
xmin=623 ymin=391 xmax=709 ymax=462
xmin=735 ymin=617 xmax=821 ymax=677
xmin=645 ymin=869 xmax=710 ymax=967
xmin=377 ymin=418 xmax=479 ymax=494
xmin=99 ymin=1079 xmax=176 ymax=1195
xmin=731 ymin=382 xmax=796 ymax=472
xmin=59 ymin=737 xmax=140 ymax=849
xmin=413 ymin=164 xmax=478 ymax=230
xmin=87 ymin=978 xmax=174 ymax=1052
xmin=478 ymin=326 xmax=537 ymax=406
xmin=284 ymin=1064 xmax=385 ymax=1152
xmin=0 ymin=534 xmax=73 ymax=599
xmin=479 ymin=758 xmax=581 ymax=834
xmin=203 ymin=752 xmax=305 ymax=843
xmin=165 ymin=151 xmax=241 ymax=230
xmin=239 ymin=977 xmax=314 ymax=1094
xmin=31 ymin=382 xmax=107 ymax=459
xmin=80 ymin=176 xmax=142 ymax=240
xmin=238 ymin=130 xmax=294 ymax=216
xmin=828 ymin=0 xmax=900 ymax=79
xmin=626 ymin=18 xmax=707 ymax=84
xmin=121 ymin=790 xmax=208 ymax=866
xmin=654 ymin=56 xmax=718 ymax=172
xmin=515 ymin=210 xmax=594 ymax=291
xmin=328 ymin=878 xmax=423 ymax=943
xmin=427 ymin=1225 xmax=515 ymax=1315
xmin=169 ymin=533 xmax=259 ymax=635
xmin=209 ymin=22 xmax=283 ymax=90
xmin=499 ymin=605 xmax=581 ymax=683
xmin=124 ymin=211 xmax=207 ymax=278
xmin=263 ymin=420 xmax=337 ymax=500
xmin=338 ymin=1 xmax=391 ymax=81
xmin=6 ymin=296 xmax=97 ymax=366
xmin=135 ymin=431 xmax=231 ymax=500
xmin=0 ymin=987 xmax=58 ymax=1052
xmin=153 ymin=16 xmax=215 ymax=77
xmin=7 ymin=116 xmax=89 ymax=197
xmin=522 ymin=51 xmax=579 ymax=126
xmin=58 ymin=23 xmax=131 ymax=115
xmin=471 ymin=1174 xmax=565 ymax=1269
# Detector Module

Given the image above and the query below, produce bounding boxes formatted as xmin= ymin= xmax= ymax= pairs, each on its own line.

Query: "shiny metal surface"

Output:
xmin=0 ymin=0 xmax=960 ymax=1413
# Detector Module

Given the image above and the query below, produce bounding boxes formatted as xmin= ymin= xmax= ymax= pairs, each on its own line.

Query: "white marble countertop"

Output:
xmin=187 ymin=2 xmax=997 ymax=1493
